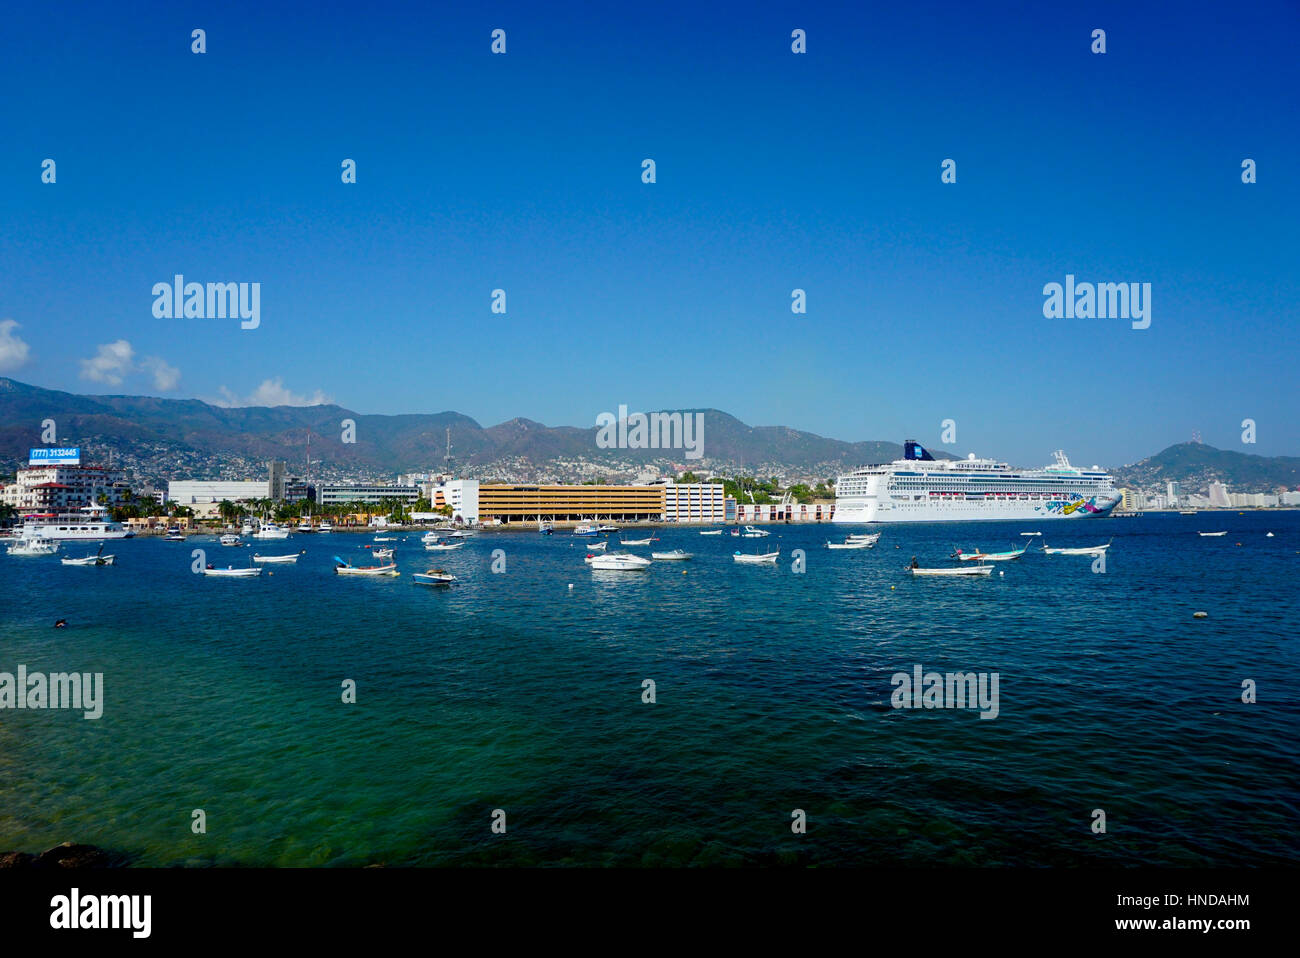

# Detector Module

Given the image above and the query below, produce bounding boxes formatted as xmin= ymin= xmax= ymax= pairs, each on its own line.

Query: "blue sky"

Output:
xmin=1 ymin=0 xmax=1297 ymax=468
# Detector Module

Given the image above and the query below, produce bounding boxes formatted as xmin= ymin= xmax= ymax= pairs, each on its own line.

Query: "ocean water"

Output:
xmin=1 ymin=514 xmax=1297 ymax=867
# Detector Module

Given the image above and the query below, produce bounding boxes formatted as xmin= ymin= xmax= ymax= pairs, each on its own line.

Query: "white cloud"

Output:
xmin=140 ymin=355 xmax=181 ymax=391
xmin=0 ymin=319 xmax=32 ymax=372
xmin=216 ymin=378 xmax=331 ymax=407
xmin=77 ymin=340 xmax=181 ymax=391
xmin=79 ymin=340 xmax=135 ymax=385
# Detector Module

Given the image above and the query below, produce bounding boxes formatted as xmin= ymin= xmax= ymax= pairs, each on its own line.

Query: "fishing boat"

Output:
xmin=733 ymin=550 xmax=780 ymax=564
xmin=699 ymin=529 xmax=723 ymax=536
xmin=7 ymin=536 xmax=59 ymax=556
xmin=953 ymin=544 xmax=1032 ymax=562
xmin=333 ymin=556 xmax=399 ymax=576
xmin=740 ymin=526 xmax=770 ymax=538
xmin=373 ymin=535 xmax=398 ymax=542
xmin=253 ymin=521 xmax=290 ymax=540
xmin=425 ymin=540 xmax=465 ymax=551
xmin=587 ymin=540 xmax=608 ymax=552
xmin=373 ymin=547 xmax=395 ymax=559
xmin=203 ymin=565 xmax=262 ymax=577
xmin=317 ymin=521 xmax=333 ymax=533
xmin=61 ymin=548 xmax=114 ymax=566
xmin=414 ymin=569 xmax=457 ymax=586
xmin=846 ymin=532 xmax=881 ymax=544
xmin=446 ymin=530 xmax=475 ymax=539
xmin=619 ymin=536 xmax=654 ymax=546
xmin=827 ymin=538 xmax=874 ymax=550
xmin=253 ymin=553 xmax=299 ymax=564
xmin=1198 ymin=531 xmax=1227 ymax=537
xmin=538 ymin=520 xmax=554 ymax=535
xmin=1042 ymin=539 xmax=1113 ymax=555
xmin=589 ymin=552 xmax=651 ymax=570
xmin=1019 ymin=532 xmax=1042 ymax=537
xmin=573 ymin=524 xmax=600 ymax=536
xmin=908 ymin=564 xmax=994 ymax=577
xmin=651 ymin=549 xmax=692 ymax=560
xmin=219 ymin=534 xmax=241 ymax=547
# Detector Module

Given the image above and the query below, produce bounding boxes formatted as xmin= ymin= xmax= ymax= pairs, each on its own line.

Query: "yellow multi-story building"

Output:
xmin=476 ymin=484 xmax=666 ymax=523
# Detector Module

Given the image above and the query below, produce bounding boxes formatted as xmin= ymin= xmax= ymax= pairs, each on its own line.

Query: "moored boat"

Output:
xmin=589 ymin=552 xmax=652 ymax=571
xmin=651 ymin=549 xmax=692 ymax=560
xmin=1042 ymin=539 xmax=1113 ymax=555
xmin=333 ymin=556 xmax=399 ymax=576
xmin=733 ymin=550 xmax=780 ymax=564
xmin=414 ymin=569 xmax=456 ymax=586
xmin=253 ymin=553 xmax=299 ymax=564
xmin=203 ymin=565 xmax=262 ymax=577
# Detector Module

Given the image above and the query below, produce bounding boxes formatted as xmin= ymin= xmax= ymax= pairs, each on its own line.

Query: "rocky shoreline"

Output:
xmin=0 ymin=842 xmax=124 ymax=869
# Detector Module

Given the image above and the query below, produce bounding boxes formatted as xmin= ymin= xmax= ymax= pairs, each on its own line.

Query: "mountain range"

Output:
xmin=2 ymin=378 xmax=1296 ymax=492
xmin=0 ymin=378 xmax=927 ymax=483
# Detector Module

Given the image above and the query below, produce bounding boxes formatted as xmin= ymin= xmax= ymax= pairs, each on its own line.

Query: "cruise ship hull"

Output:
xmin=833 ymin=494 xmax=1120 ymax=524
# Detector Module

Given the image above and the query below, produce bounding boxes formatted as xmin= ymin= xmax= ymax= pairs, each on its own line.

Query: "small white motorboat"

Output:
xmin=587 ymin=540 xmax=608 ymax=552
xmin=446 ymin=530 xmax=475 ymax=539
xmin=846 ymin=532 xmax=881 ymax=544
xmin=908 ymin=565 xmax=994 ymax=577
xmin=699 ymin=529 xmax=723 ymax=536
xmin=219 ymin=534 xmax=241 ymax=547
xmin=253 ymin=553 xmax=299 ymax=564
xmin=1020 ymin=532 xmax=1042 ymax=537
xmin=373 ymin=536 xmax=398 ymax=542
xmin=8 ymin=536 xmax=59 ymax=556
xmin=953 ymin=544 xmax=1031 ymax=562
xmin=414 ymin=569 xmax=456 ymax=586
xmin=827 ymin=539 xmax=873 ymax=550
xmin=590 ymin=553 xmax=652 ymax=571
xmin=1198 ymin=531 xmax=1227 ymax=537
xmin=619 ymin=536 xmax=654 ymax=547
xmin=61 ymin=552 xmax=115 ymax=566
xmin=334 ymin=556 xmax=399 ymax=576
xmin=252 ymin=522 xmax=290 ymax=540
xmin=651 ymin=549 xmax=692 ymax=561
xmin=373 ymin=547 xmax=395 ymax=559
xmin=740 ymin=526 xmax=770 ymax=538
xmin=318 ymin=521 xmax=334 ymax=533
xmin=162 ymin=526 xmax=186 ymax=541
xmin=1042 ymin=539 xmax=1113 ymax=555
xmin=733 ymin=550 xmax=780 ymax=564
xmin=425 ymin=541 xmax=465 ymax=551
xmin=203 ymin=565 xmax=262 ymax=577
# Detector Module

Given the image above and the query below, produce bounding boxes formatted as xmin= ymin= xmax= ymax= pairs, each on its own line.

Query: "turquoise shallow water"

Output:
xmin=1 ymin=514 xmax=1297 ymax=866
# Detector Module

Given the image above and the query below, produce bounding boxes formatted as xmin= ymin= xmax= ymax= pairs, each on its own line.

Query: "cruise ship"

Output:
xmin=833 ymin=441 xmax=1120 ymax=524
xmin=15 ymin=503 xmax=134 ymax=540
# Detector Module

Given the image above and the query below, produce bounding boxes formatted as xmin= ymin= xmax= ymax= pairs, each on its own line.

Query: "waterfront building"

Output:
xmin=468 ymin=482 xmax=665 ymax=524
xmin=316 ymin=484 xmax=422 ymax=507
xmin=3 ymin=463 xmax=129 ymax=512
xmin=663 ymin=482 xmax=727 ymax=523
xmin=735 ymin=501 xmax=835 ymax=522
xmin=268 ymin=460 xmax=288 ymax=500
xmin=1166 ymin=481 xmax=1180 ymax=506
xmin=1208 ymin=482 xmax=1231 ymax=508
xmin=167 ymin=480 xmax=271 ymax=518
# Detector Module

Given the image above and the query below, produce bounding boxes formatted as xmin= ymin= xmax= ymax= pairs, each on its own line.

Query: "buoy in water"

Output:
xmin=890 ymin=585 xmax=895 ymax=590
xmin=567 ymin=583 xmax=574 ymax=589
xmin=999 ymin=571 xmax=1004 ymax=576
xmin=1193 ymin=611 xmax=1208 ymax=618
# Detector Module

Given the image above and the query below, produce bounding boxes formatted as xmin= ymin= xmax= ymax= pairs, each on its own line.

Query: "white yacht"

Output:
xmin=15 ymin=503 xmax=132 ymax=540
xmin=318 ymin=521 xmax=333 ymax=533
xmin=589 ymin=552 xmax=651 ymax=571
xmin=834 ymin=441 xmax=1120 ymax=524
xmin=8 ymin=536 xmax=60 ymax=556
xmin=252 ymin=520 xmax=291 ymax=540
